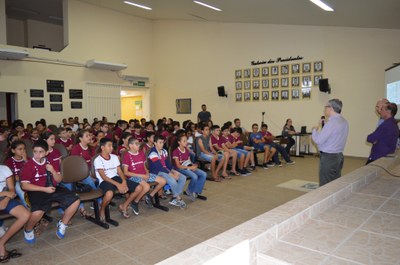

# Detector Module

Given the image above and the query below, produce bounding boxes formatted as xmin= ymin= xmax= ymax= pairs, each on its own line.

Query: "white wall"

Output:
xmin=152 ymin=21 xmax=400 ymax=157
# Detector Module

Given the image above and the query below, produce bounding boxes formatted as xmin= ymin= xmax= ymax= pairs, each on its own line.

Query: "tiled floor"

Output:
xmin=4 ymin=156 xmax=365 ymax=265
xmin=260 ymin=165 xmax=400 ymax=265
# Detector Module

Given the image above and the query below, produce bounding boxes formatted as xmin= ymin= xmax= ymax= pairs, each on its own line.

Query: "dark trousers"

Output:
xmin=285 ymin=137 xmax=295 ymax=154
xmin=319 ymin=152 xmax=344 ymax=186
xmin=271 ymin=143 xmax=291 ymax=164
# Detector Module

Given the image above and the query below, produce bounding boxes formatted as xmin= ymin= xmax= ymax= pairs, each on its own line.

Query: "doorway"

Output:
xmin=0 ymin=92 xmax=18 ymax=125
xmin=121 ymin=93 xmax=143 ymax=121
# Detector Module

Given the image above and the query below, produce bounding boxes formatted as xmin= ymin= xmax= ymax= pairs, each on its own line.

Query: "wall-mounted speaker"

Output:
xmin=217 ymin=86 xmax=227 ymax=97
xmin=319 ymin=78 xmax=331 ymax=94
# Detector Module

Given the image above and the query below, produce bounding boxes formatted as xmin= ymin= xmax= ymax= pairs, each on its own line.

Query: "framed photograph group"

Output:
xmin=234 ymin=60 xmax=324 ymax=102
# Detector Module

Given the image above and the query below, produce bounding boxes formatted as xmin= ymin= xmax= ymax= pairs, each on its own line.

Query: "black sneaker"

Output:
xmin=145 ymin=194 xmax=154 ymax=208
xmin=240 ymin=169 xmax=250 ymax=176
xmin=267 ymin=161 xmax=276 ymax=168
xmin=286 ymin=160 xmax=295 ymax=165
xmin=263 ymin=163 xmax=269 ymax=169
xmin=196 ymin=194 xmax=207 ymax=200
xmin=131 ymin=202 xmax=139 ymax=215
xmin=243 ymin=168 xmax=252 ymax=175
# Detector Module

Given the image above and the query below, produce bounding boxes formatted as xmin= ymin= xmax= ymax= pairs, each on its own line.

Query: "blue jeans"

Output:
xmin=158 ymin=171 xmax=186 ymax=197
xmin=177 ymin=168 xmax=206 ymax=194
xmin=15 ymin=181 xmax=27 ymax=208
xmin=271 ymin=143 xmax=291 ymax=163
xmin=61 ymin=176 xmax=97 ymax=209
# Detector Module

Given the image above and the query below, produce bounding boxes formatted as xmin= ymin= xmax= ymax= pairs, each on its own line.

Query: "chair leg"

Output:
xmin=105 ymin=204 xmax=119 ymax=227
xmin=153 ymin=193 xmax=169 ymax=212
xmin=86 ymin=199 xmax=109 ymax=229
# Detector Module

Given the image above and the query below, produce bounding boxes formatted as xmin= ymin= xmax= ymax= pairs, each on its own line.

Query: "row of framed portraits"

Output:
xmin=235 ymin=88 xmax=311 ymax=102
xmin=235 ymin=61 xmax=323 ymax=79
xmin=235 ymin=75 xmax=323 ymax=90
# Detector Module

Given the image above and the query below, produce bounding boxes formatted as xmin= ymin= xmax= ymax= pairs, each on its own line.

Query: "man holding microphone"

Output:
xmin=312 ymin=99 xmax=349 ymax=186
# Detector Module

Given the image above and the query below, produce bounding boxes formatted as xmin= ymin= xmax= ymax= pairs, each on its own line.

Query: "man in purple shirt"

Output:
xmin=366 ymin=102 xmax=399 ymax=164
xmin=312 ymin=99 xmax=349 ymax=186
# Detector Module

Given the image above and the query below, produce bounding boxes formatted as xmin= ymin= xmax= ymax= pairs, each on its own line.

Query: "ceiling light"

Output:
xmin=309 ymin=0 xmax=334 ymax=11
xmin=123 ymin=1 xmax=152 ymax=10
xmin=193 ymin=1 xmax=222 ymax=11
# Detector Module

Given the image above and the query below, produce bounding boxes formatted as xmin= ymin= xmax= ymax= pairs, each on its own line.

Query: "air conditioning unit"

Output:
xmin=0 ymin=48 xmax=29 ymax=60
xmin=86 ymin=59 xmax=127 ymax=71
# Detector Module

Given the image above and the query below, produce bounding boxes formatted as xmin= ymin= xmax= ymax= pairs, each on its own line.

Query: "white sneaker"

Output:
xmin=0 ymin=226 xmax=7 ymax=237
xmin=56 ymin=221 xmax=68 ymax=239
xmin=24 ymin=229 xmax=36 ymax=244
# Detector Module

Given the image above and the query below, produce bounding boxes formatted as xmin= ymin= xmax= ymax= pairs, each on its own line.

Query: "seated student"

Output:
xmin=94 ymin=138 xmax=143 ymax=220
xmin=13 ymin=121 xmax=29 ymax=140
xmin=148 ymin=135 xmax=187 ymax=208
xmin=122 ymin=137 xmax=166 ymax=211
xmin=117 ymin=132 xmax=132 ymax=157
xmin=196 ymin=123 xmax=225 ymax=182
xmin=0 ymin=165 xmax=30 ymax=261
xmin=100 ymin=122 xmax=113 ymax=140
xmin=55 ymin=127 xmax=73 ymax=151
xmin=231 ymin=128 xmax=255 ymax=171
xmin=141 ymin=131 xmax=155 ymax=154
xmin=29 ymin=128 xmax=40 ymax=145
xmin=113 ymin=120 xmax=128 ymax=143
xmin=210 ymin=125 xmax=237 ymax=178
xmin=172 ymin=134 xmax=207 ymax=201
xmin=132 ymin=124 xmax=145 ymax=143
xmin=68 ymin=129 xmax=97 ymax=217
xmin=5 ymin=140 xmax=28 ymax=208
xmin=220 ymin=126 xmax=251 ymax=176
xmin=249 ymin=123 xmax=276 ymax=169
xmin=261 ymin=124 xmax=295 ymax=166
xmin=21 ymin=140 xmax=80 ymax=242
xmin=281 ymin=119 xmax=296 ymax=154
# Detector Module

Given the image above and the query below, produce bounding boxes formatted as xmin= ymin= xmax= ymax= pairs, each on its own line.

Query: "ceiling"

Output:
xmin=76 ymin=0 xmax=400 ymax=29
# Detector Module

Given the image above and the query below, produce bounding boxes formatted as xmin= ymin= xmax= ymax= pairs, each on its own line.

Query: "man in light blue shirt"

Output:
xmin=312 ymin=99 xmax=349 ymax=186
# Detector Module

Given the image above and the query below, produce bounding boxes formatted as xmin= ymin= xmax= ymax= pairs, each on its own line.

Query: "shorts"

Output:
xmin=198 ymin=152 xmax=223 ymax=162
xmin=0 ymin=199 xmax=21 ymax=214
xmin=99 ymin=176 xmax=139 ymax=194
xmin=128 ymin=173 xmax=157 ymax=184
xmin=234 ymin=148 xmax=248 ymax=158
xmin=27 ymin=187 xmax=79 ymax=213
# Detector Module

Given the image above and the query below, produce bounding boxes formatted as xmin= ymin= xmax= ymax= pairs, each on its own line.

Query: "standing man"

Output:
xmin=312 ymin=99 xmax=349 ymax=186
xmin=366 ymin=102 xmax=398 ymax=164
xmin=197 ymin=104 xmax=211 ymax=124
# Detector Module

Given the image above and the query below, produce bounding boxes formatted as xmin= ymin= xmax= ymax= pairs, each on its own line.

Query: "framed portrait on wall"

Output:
xmin=236 ymin=81 xmax=242 ymax=90
xmin=281 ymin=65 xmax=289 ymax=75
xmin=244 ymin=69 xmax=251 ymax=78
xmin=262 ymin=79 xmax=269 ymax=89
xmin=271 ymin=78 xmax=279 ymax=88
xmin=236 ymin=93 xmax=242 ymax=102
xmin=271 ymin=66 xmax=279 ymax=76
xmin=292 ymin=89 xmax=300 ymax=100
xmin=262 ymin=67 xmax=269 ymax=77
xmin=314 ymin=75 xmax=323 ymax=86
xmin=291 ymin=76 xmax=300 ymax=87
xmin=244 ymin=92 xmax=251 ymax=102
xmin=302 ymin=76 xmax=312 ymax=87
xmin=291 ymin=64 xmax=300 ymax=74
xmin=176 ymin=98 xmax=191 ymax=114
xmin=281 ymin=90 xmax=289 ymax=100
xmin=271 ymin=90 xmax=279 ymax=101
xmin=252 ymin=68 xmax=260 ymax=78
xmin=253 ymin=91 xmax=260 ymax=101
xmin=314 ymin=61 xmax=323 ymax=72
xmin=302 ymin=63 xmax=311 ymax=73
xmin=252 ymin=80 xmax=260 ymax=89
xmin=262 ymin=91 xmax=269 ymax=101
xmin=301 ymin=87 xmax=311 ymax=99
xmin=244 ymin=80 xmax=251 ymax=90
xmin=281 ymin=78 xmax=289 ymax=87
xmin=235 ymin=70 xmax=242 ymax=79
